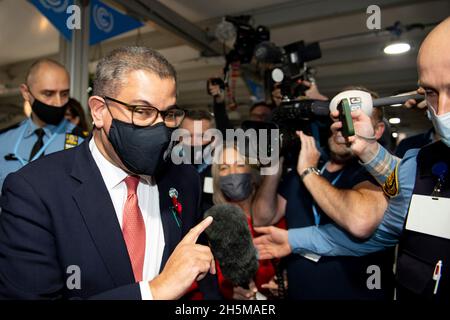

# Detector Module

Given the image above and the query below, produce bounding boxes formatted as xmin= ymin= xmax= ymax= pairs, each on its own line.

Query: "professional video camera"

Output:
xmin=242 ymin=98 xmax=331 ymax=170
xmin=250 ymin=40 xmax=327 ymax=163
xmin=254 ymin=40 xmax=322 ymax=98
xmin=222 ymin=15 xmax=270 ymax=65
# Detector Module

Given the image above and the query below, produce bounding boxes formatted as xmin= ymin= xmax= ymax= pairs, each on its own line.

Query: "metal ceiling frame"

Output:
xmin=113 ymin=0 xmax=222 ymax=56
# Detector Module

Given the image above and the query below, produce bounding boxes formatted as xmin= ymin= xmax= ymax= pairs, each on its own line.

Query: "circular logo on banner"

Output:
xmin=39 ymin=0 xmax=69 ymax=13
xmin=93 ymin=4 xmax=114 ymax=33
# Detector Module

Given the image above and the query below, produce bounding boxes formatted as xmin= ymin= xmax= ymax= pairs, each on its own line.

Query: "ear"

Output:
xmin=374 ymin=121 xmax=386 ymax=140
xmin=89 ymin=96 xmax=107 ymax=129
xmin=20 ymin=84 xmax=31 ymax=102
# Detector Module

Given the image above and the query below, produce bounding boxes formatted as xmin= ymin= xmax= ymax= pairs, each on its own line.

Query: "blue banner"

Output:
xmin=89 ymin=0 xmax=143 ymax=45
xmin=29 ymin=0 xmax=73 ymax=41
xmin=28 ymin=0 xmax=143 ymax=45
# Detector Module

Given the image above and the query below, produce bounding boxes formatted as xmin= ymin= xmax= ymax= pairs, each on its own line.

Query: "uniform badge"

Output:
xmin=382 ymin=163 xmax=400 ymax=197
xmin=64 ymin=133 xmax=79 ymax=149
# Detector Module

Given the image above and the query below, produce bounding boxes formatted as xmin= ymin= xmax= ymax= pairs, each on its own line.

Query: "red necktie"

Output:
xmin=122 ymin=175 xmax=146 ymax=282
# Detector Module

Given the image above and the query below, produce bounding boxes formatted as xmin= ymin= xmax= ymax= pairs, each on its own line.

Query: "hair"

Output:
xmin=184 ymin=109 xmax=214 ymax=122
xmin=342 ymin=85 xmax=384 ymax=124
xmin=249 ymin=101 xmax=273 ymax=114
xmin=25 ymin=58 xmax=68 ymax=86
xmin=66 ymin=98 xmax=89 ymax=132
xmin=211 ymin=143 xmax=261 ymax=205
xmin=93 ymin=46 xmax=177 ymax=97
xmin=183 ymin=109 xmax=216 ymax=129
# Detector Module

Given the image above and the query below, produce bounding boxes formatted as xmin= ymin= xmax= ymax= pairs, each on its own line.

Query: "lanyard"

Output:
xmin=312 ymin=162 xmax=343 ymax=226
xmin=12 ymin=120 xmax=67 ymax=166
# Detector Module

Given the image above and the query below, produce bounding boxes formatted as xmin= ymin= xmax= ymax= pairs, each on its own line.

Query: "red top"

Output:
xmin=184 ymin=215 xmax=286 ymax=300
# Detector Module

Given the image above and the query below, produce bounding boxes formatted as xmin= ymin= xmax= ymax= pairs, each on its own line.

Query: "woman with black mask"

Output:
xmin=211 ymin=144 xmax=286 ymax=300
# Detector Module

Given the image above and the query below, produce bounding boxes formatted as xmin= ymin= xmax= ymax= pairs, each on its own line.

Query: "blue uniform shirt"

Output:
xmin=287 ymin=147 xmax=419 ymax=257
xmin=0 ymin=118 xmax=84 ymax=189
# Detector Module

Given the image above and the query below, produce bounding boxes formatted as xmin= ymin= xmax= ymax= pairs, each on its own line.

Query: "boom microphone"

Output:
xmin=204 ymin=204 xmax=259 ymax=288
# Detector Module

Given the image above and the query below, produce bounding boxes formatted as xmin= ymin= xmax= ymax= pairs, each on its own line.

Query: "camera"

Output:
xmin=224 ymin=15 xmax=270 ymax=64
xmin=271 ymin=99 xmax=331 ymax=167
xmin=267 ymin=41 xmax=322 ymax=100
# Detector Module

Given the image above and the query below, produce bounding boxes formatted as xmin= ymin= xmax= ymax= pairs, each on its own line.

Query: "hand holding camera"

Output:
xmin=207 ymin=77 xmax=226 ymax=103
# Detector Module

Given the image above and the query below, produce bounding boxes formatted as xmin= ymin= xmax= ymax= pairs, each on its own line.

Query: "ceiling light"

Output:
xmin=392 ymin=132 xmax=399 ymax=138
xmin=389 ymin=117 xmax=401 ymax=124
xmin=384 ymin=42 xmax=411 ymax=55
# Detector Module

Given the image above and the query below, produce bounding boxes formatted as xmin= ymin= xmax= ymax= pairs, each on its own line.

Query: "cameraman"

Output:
xmin=207 ymin=78 xmax=274 ymax=130
xmin=271 ymin=79 xmax=328 ymax=107
xmin=252 ymin=103 xmax=395 ymax=299
xmin=207 ymin=78 xmax=233 ymax=135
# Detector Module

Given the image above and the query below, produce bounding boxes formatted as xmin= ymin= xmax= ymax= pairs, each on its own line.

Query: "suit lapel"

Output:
xmin=71 ymin=141 xmax=135 ymax=286
xmin=158 ymin=167 xmax=182 ymax=273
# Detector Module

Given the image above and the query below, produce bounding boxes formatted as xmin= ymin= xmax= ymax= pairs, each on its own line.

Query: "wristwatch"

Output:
xmin=300 ymin=167 xmax=321 ymax=181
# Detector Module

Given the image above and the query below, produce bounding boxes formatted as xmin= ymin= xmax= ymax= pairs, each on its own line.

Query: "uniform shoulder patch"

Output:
xmin=71 ymin=126 xmax=89 ymax=138
xmin=382 ymin=163 xmax=400 ymax=198
xmin=65 ymin=133 xmax=79 ymax=149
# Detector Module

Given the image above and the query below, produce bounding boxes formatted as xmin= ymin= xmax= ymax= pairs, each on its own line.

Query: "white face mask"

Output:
xmin=428 ymin=104 xmax=450 ymax=147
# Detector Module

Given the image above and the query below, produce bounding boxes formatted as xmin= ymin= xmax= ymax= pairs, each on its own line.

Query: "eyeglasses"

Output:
xmin=103 ymin=96 xmax=185 ymax=128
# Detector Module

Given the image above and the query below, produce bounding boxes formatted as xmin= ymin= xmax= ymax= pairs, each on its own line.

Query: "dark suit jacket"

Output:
xmin=0 ymin=140 xmax=220 ymax=299
xmin=395 ymin=128 xmax=434 ymax=158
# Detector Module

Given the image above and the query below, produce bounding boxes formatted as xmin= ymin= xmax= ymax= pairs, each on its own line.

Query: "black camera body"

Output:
xmin=272 ymin=99 xmax=331 ymax=164
xmin=224 ymin=15 xmax=270 ymax=64
xmin=270 ymin=41 xmax=322 ymax=100
xmin=241 ymin=99 xmax=332 ymax=169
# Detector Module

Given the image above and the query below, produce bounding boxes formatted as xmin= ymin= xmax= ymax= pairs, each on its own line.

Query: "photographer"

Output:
xmin=207 ymin=78 xmax=234 ymax=135
xmin=207 ymin=78 xmax=274 ymax=132
xmin=252 ymin=102 xmax=395 ymax=299
xmin=271 ymin=79 xmax=328 ymax=107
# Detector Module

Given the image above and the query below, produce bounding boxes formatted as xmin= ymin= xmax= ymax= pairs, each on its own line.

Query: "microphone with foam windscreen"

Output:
xmin=204 ymin=204 xmax=259 ymax=288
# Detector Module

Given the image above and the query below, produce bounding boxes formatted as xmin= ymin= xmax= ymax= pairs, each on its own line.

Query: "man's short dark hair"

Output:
xmin=342 ymin=85 xmax=383 ymax=123
xmin=184 ymin=109 xmax=214 ymax=122
xmin=249 ymin=101 xmax=273 ymax=114
xmin=93 ymin=46 xmax=176 ymax=97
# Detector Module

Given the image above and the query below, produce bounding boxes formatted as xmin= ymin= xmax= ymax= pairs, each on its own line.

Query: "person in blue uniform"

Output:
xmin=0 ymin=58 xmax=85 ymax=189
xmin=325 ymin=17 xmax=450 ymax=301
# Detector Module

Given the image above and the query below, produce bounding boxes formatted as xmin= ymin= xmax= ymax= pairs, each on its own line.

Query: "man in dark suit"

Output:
xmin=0 ymin=47 xmax=219 ymax=300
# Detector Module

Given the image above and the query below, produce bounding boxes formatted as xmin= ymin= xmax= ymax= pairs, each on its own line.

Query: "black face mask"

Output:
xmin=31 ymin=96 xmax=68 ymax=125
xmin=107 ymin=119 xmax=171 ymax=176
xmin=219 ymin=173 xmax=253 ymax=202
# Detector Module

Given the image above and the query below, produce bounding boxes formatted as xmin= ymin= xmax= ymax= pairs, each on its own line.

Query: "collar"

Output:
xmin=89 ymin=137 xmax=153 ymax=190
xmin=23 ymin=117 xmax=59 ymax=138
xmin=418 ymin=140 xmax=450 ymax=178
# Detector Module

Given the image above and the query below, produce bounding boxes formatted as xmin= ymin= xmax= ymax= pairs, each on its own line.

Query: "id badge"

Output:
xmin=301 ymin=252 xmax=321 ymax=263
xmin=405 ymin=194 xmax=450 ymax=240
xmin=203 ymin=176 xmax=213 ymax=194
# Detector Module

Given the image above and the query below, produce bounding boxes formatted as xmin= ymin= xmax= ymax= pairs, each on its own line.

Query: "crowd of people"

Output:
xmin=0 ymin=17 xmax=448 ymax=301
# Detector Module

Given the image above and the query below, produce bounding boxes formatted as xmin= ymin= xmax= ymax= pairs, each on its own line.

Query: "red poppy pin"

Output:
xmin=169 ymin=188 xmax=182 ymax=227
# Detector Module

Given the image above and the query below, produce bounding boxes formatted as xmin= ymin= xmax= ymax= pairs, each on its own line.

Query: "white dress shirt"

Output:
xmin=89 ymin=138 xmax=165 ymax=300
